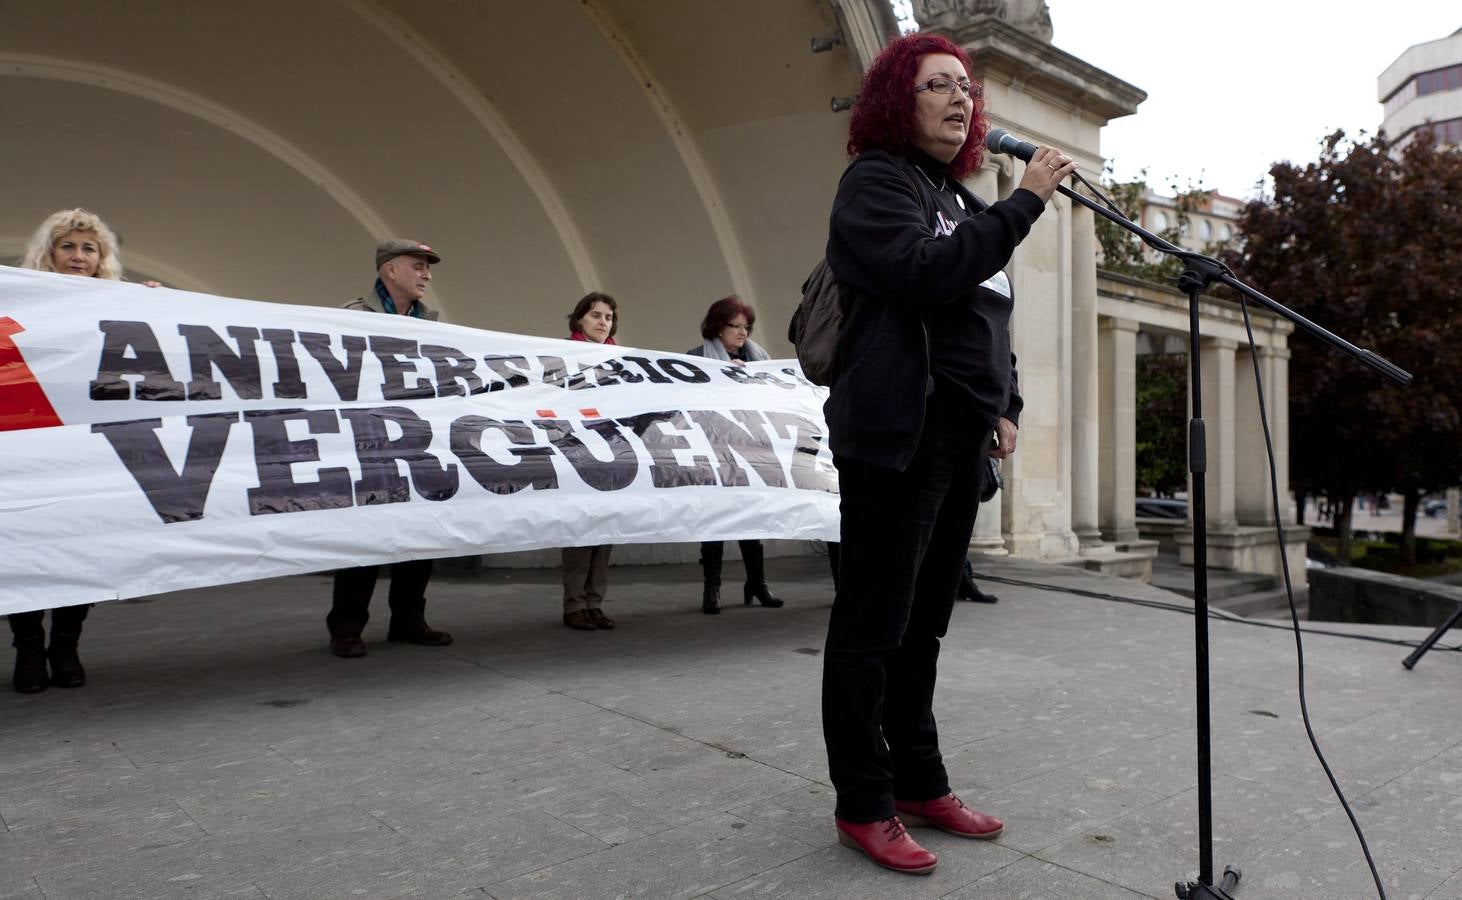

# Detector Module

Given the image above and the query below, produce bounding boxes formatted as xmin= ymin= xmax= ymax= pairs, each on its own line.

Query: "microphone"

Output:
xmin=985 ymin=128 xmax=1038 ymax=162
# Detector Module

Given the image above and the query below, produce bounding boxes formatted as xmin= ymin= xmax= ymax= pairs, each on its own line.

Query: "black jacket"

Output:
xmin=823 ymin=148 xmax=1044 ymax=470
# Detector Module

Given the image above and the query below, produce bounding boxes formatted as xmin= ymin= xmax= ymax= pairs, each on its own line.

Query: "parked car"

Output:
xmin=1424 ymin=497 xmax=1447 ymax=519
xmin=1136 ymin=497 xmax=1187 ymax=520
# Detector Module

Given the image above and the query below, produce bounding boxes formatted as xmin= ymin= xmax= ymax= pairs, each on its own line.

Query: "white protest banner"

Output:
xmin=0 ymin=266 xmax=838 ymax=615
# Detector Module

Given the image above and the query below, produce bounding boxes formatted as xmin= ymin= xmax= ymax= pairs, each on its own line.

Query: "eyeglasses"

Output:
xmin=914 ymin=77 xmax=983 ymax=100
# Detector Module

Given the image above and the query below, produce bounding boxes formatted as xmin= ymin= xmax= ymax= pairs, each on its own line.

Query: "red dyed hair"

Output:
xmin=847 ymin=33 xmax=986 ymax=180
xmin=700 ymin=295 xmax=756 ymax=340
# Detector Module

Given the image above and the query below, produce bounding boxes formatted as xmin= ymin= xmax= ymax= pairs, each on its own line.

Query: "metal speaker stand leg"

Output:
xmin=1402 ymin=601 xmax=1462 ymax=670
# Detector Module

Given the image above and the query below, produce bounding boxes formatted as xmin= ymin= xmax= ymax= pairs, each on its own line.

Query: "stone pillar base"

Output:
xmin=1175 ymin=524 xmax=1310 ymax=576
xmin=1067 ymin=538 xmax=1160 ymax=582
xmin=968 ymin=534 xmax=1009 ymax=556
xmin=1007 ymin=529 xmax=1081 ymax=560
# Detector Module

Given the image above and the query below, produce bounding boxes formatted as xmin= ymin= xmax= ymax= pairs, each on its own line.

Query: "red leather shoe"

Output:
xmin=834 ymin=816 xmax=937 ymax=875
xmin=894 ymin=793 xmax=1003 ymax=839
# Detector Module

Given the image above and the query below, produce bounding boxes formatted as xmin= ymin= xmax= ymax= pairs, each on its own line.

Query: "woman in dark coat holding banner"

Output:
xmin=10 ymin=208 xmax=130 ymax=692
xmin=687 ymin=296 xmax=784 ymax=616
xmin=561 ymin=292 xmax=620 ymax=631
xmin=819 ymin=34 xmax=1074 ymax=874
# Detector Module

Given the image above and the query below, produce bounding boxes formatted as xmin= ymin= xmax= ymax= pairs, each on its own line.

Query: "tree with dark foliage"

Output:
xmin=1230 ymin=129 xmax=1462 ymax=565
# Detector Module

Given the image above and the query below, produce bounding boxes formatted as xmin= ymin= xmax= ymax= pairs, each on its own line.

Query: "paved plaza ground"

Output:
xmin=3 ymin=553 xmax=1462 ymax=899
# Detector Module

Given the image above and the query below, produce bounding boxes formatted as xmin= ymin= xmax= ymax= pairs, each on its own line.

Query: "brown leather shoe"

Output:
xmin=563 ymin=610 xmax=596 ymax=631
xmin=585 ymin=608 xmax=615 ymax=630
xmin=330 ymin=636 xmax=367 ymax=658
xmin=386 ymin=623 xmax=454 ymax=646
xmin=835 ymin=816 xmax=937 ymax=875
xmin=894 ymin=793 xmax=1003 ymax=839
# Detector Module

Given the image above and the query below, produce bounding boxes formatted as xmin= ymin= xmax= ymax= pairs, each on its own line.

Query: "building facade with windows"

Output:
xmin=1138 ymin=189 xmax=1243 ymax=252
xmin=1380 ymin=27 xmax=1462 ymax=147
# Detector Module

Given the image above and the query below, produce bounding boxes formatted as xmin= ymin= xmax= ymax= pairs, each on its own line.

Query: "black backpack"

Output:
xmin=788 ymin=163 xmax=928 ymax=388
xmin=787 ymin=258 xmax=843 ymax=387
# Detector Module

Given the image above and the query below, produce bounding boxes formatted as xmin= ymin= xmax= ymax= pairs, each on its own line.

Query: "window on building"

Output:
xmin=1383 ymin=64 xmax=1462 ymax=119
xmin=1417 ymin=63 xmax=1462 ymax=97
xmin=1220 ymin=224 xmax=1233 ymax=241
xmin=1431 ymin=117 xmax=1462 ymax=145
xmin=1152 ymin=210 xmax=1169 ymax=231
xmin=1200 ymin=220 xmax=1213 ymax=241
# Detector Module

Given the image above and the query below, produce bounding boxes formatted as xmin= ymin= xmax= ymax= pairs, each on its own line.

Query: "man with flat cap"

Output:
xmin=326 ymin=239 xmax=452 ymax=658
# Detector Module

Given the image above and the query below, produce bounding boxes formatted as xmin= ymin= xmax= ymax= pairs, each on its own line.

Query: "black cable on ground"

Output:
xmin=1237 ymin=295 xmax=1387 ymax=899
xmin=974 ymin=572 xmax=1462 ymax=654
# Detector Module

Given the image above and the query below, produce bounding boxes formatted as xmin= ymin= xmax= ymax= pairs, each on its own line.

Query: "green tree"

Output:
xmin=1135 ymin=353 xmax=1188 ymax=496
xmin=1229 ymin=130 xmax=1462 ymax=564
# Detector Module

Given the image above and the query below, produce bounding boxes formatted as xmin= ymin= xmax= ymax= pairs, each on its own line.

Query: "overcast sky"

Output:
xmin=1034 ymin=1 xmax=1459 ymax=199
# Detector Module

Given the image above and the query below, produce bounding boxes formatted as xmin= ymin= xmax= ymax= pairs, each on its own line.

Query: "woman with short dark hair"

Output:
xmin=819 ymin=33 xmax=1074 ymax=874
xmin=687 ymin=295 xmax=783 ymax=615
xmin=560 ymin=292 xmax=620 ymax=630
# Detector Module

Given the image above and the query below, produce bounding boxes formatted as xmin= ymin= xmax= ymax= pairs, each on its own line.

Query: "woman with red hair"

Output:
xmin=687 ymin=295 xmax=785 ymax=615
xmin=819 ymin=33 xmax=1074 ymax=874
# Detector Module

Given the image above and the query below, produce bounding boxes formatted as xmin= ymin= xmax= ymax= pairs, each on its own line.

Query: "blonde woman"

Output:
xmin=12 ymin=208 xmax=141 ymax=692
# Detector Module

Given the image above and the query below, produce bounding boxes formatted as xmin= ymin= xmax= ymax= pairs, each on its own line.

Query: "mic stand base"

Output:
xmin=1177 ymin=865 xmax=1242 ymax=899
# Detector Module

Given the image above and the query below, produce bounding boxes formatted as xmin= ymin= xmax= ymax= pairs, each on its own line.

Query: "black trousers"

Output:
xmin=327 ymin=560 xmax=434 ymax=638
xmin=698 ymin=540 xmax=765 ymax=584
xmin=822 ymin=394 xmax=992 ymax=822
xmin=9 ymin=605 xmax=90 ymax=641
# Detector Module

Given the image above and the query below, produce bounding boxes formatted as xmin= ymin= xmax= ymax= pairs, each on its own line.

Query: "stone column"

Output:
xmin=1004 ymin=181 xmax=1078 ymax=558
xmin=1264 ymin=345 xmax=1294 ymax=523
xmin=1069 ymin=203 xmax=1102 ymax=548
xmin=1197 ymin=336 xmax=1238 ymax=529
xmin=1234 ymin=343 xmax=1292 ymax=525
xmin=968 ymin=156 xmax=1007 ymax=555
xmin=1098 ymin=316 xmax=1139 ymax=542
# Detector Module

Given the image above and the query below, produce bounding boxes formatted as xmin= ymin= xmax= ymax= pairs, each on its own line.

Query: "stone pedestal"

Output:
xmin=1176 ymin=524 xmax=1310 ymax=576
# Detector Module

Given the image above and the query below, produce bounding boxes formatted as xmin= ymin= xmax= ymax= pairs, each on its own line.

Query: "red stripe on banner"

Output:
xmin=579 ymin=407 xmax=600 ymax=417
xmin=0 ymin=317 xmax=64 ymax=431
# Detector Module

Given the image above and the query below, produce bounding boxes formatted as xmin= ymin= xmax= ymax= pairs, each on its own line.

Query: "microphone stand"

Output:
xmin=1051 ymin=180 xmax=1412 ymax=899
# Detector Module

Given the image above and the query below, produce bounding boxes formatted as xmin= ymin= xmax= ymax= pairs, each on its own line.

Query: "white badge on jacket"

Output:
xmin=981 ymin=270 xmax=1012 ymax=299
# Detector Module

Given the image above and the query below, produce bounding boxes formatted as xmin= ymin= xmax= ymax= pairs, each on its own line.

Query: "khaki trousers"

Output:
xmin=561 ymin=545 xmax=613 ymax=613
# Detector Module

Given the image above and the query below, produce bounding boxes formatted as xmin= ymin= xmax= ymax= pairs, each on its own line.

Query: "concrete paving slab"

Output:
xmin=483 ymin=814 xmax=812 ymax=899
xmin=709 ymin=836 xmax=1022 ymax=899
xmin=3 ymin=554 xmax=1462 ymax=899
xmin=945 ymin=857 xmax=1153 ymax=899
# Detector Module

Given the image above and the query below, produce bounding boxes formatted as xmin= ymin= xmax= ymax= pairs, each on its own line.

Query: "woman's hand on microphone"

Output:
xmin=1018 ymin=146 xmax=1077 ymax=202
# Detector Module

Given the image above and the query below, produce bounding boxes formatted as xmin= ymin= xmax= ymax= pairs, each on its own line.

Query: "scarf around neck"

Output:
xmin=375 ymin=279 xmax=424 ymax=318
xmin=700 ymin=336 xmax=769 ymax=362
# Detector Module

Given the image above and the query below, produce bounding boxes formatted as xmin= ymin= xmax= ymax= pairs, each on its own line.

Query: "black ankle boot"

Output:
xmin=702 ymin=583 xmax=721 ymax=615
xmin=12 ymin=636 xmax=48 ymax=694
xmin=700 ymin=544 xmax=723 ymax=615
xmin=740 ymin=542 xmax=784 ymax=608
xmin=47 ymin=633 xmax=86 ymax=688
xmin=743 ymin=583 xmax=784 ymax=608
